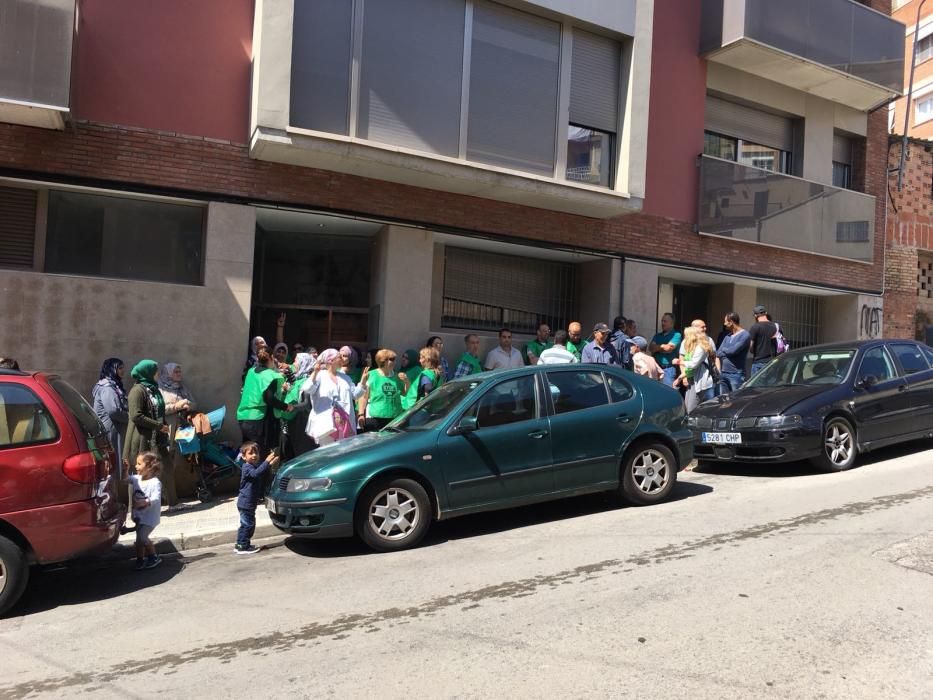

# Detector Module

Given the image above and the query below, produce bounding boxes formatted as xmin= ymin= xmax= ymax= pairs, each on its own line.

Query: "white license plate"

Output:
xmin=701 ymin=432 xmax=742 ymax=444
xmin=265 ymin=497 xmax=277 ymax=514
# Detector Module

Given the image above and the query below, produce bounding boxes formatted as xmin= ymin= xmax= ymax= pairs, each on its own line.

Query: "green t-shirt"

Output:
xmin=274 ymin=378 xmax=304 ymax=421
xmin=367 ymin=371 xmax=405 ymax=419
xmin=456 ymin=352 xmax=483 ymax=376
xmin=565 ymin=339 xmax=583 ymax=361
xmin=524 ymin=340 xmax=553 ymax=365
xmin=237 ymin=368 xmax=282 ymax=421
xmin=401 ymin=366 xmax=424 ymax=410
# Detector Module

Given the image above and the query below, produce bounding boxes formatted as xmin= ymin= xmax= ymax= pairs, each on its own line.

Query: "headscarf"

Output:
xmin=319 ymin=348 xmax=341 ymax=366
xmin=293 ymin=352 xmax=315 ymax=380
xmin=92 ymin=357 xmax=128 ymax=412
xmin=131 ymin=359 xmax=166 ymax=415
xmin=273 ymin=342 xmax=289 ymax=357
xmin=400 ymin=348 xmax=421 ymax=374
xmin=244 ymin=336 xmax=265 ymax=370
xmin=158 ymin=362 xmax=191 ymax=401
xmin=339 ymin=345 xmax=357 ymax=367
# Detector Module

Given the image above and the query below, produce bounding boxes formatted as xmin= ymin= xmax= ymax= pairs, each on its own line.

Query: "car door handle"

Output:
xmin=898 ymin=384 xmax=908 ymax=392
xmin=527 ymin=430 xmax=549 ymax=439
xmin=617 ymin=415 xmax=633 ymax=424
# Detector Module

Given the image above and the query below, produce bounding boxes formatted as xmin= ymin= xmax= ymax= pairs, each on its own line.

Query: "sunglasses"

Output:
xmin=386 ymin=356 xmax=397 ymax=361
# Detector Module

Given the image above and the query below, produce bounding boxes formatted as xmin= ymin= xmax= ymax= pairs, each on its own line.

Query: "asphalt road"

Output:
xmin=2 ymin=442 xmax=933 ymax=699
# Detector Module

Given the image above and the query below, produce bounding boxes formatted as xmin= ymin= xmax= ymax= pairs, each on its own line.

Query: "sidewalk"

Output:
xmin=114 ymin=496 xmax=281 ymax=557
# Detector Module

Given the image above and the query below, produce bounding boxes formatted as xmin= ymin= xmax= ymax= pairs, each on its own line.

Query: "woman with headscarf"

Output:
xmin=237 ymin=348 xmax=294 ymax=456
xmin=275 ymin=352 xmax=315 ymax=458
xmin=91 ymin=358 xmax=129 ymax=479
xmin=301 ymin=348 xmax=367 ymax=446
xmin=158 ymin=363 xmax=195 ymax=507
xmin=242 ymin=336 xmax=267 ymax=383
xmin=399 ymin=349 xmax=423 ymax=411
xmin=339 ymin=346 xmax=363 ymax=384
xmin=123 ymin=360 xmax=174 ymax=507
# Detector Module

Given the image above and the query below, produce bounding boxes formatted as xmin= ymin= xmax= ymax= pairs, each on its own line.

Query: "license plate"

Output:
xmin=265 ymin=497 xmax=277 ymax=514
xmin=701 ymin=432 xmax=742 ymax=444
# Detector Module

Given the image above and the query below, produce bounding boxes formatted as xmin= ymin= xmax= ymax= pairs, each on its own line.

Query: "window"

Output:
xmin=890 ymin=343 xmax=930 ymax=375
xmin=471 ymin=376 xmax=537 ymax=428
xmin=703 ymin=131 xmax=791 ymax=174
xmin=546 ymin=370 xmax=609 ymax=414
xmin=832 ymin=162 xmax=852 ymax=189
xmin=922 ymin=344 xmax=933 ymax=365
xmin=857 ymin=347 xmax=896 ymax=383
xmin=290 ymin=0 xmax=353 ymax=134
xmin=916 ymin=34 xmax=933 ymax=64
xmin=703 ymin=132 xmax=736 ymax=161
xmin=836 ymin=221 xmax=870 ymax=243
xmin=606 ymin=374 xmax=634 ymax=402
xmin=0 ymin=384 xmax=58 ymax=449
xmin=566 ymin=29 xmax=621 ymax=188
xmin=832 ymin=134 xmax=853 ymax=189
xmin=916 ymin=96 xmax=933 ymax=125
xmin=50 ymin=379 xmax=104 ymax=439
xmin=44 ymin=191 xmax=204 ymax=285
xmin=442 ymin=246 xmax=577 ymax=334
xmin=0 ymin=186 xmax=37 ymax=270
xmin=467 ymin=1 xmax=561 ymax=175
xmin=704 ymin=96 xmax=794 ymax=174
xmin=358 ymin=0 xmax=464 ymax=155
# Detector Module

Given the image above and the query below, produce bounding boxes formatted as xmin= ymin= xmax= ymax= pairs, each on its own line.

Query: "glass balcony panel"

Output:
xmin=698 ymin=155 xmax=874 ymax=263
xmin=0 ymin=0 xmax=74 ymax=108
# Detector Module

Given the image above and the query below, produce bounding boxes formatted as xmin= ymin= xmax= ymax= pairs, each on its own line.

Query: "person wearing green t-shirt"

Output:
xmin=524 ymin=322 xmax=552 ymax=365
xmin=237 ymin=348 xmax=294 ymax=455
xmin=400 ymin=349 xmax=424 ymax=410
xmin=565 ymin=321 xmax=584 ymax=361
xmin=416 ymin=347 xmax=443 ymax=400
xmin=358 ymin=349 xmax=410 ymax=431
xmin=453 ymin=334 xmax=484 ymax=378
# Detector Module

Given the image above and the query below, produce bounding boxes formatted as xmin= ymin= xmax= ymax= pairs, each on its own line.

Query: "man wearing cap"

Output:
xmin=630 ymin=336 xmax=663 ymax=380
xmin=581 ymin=323 xmax=620 ymax=365
xmin=649 ymin=312 xmax=682 ymax=387
xmin=748 ymin=305 xmax=777 ymax=378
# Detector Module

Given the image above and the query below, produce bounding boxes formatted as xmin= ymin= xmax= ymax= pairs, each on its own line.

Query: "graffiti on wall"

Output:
xmin=859 ymin=304 xmax=882 ymax=339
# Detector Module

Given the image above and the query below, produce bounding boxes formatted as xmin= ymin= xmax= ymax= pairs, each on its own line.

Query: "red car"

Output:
xmin=0 ymin=369 xmax=125 ymax=616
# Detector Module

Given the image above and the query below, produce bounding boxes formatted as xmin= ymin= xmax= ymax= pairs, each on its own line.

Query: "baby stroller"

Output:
xmin=175 ymin=406 xmax=241 ymax=502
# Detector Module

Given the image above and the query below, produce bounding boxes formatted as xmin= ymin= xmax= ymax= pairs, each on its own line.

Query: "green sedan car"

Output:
xmin=266 ymin=364 xmax=693 ymax=552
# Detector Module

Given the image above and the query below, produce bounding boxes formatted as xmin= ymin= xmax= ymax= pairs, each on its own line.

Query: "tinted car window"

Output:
xmin=890 ymin=343 xmax=930 ymax=375
xmin=857 ymin=347 xmax=896 ymax=382
xmin=50 ymin=378 xmax=104 ymax=439
xmin=606 ymin=373 xmax=634 ymax=402
xmin=922 ymin=344 xmax=933 ymax=366
xmin=470 ymin=376 xmax=537 ymax=428
xmin=0 ymin=383 xmax=59 ymax=448
xmin=745 ymin=349 xmax=855 ymax=387
xmin=546 ymin=371 xmax=609 ymax=414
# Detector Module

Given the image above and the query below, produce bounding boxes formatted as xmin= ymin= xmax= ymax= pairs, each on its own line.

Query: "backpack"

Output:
xmin=773 ymin=322 xmax=790 ymax=354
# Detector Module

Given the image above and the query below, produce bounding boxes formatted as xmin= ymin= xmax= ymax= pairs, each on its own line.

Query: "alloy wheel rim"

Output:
xmin=368 ymin=487 xmax=420 ymax=541
xmin=825 ymin=423 xmax=852 ymax=466
xmin=0 ymin=559 xmax=6 ymax=596
xmin=632 ymin=449 xmax=670 ymax=494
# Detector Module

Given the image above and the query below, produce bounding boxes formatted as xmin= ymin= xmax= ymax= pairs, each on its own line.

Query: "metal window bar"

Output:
xmin=755 ymin=289 xmax=821 ymax=349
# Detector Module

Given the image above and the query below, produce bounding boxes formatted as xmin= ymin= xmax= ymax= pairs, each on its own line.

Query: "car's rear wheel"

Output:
xmin=0 ymin=535 xmax=29 ymax=617
xmin=621 ymin=443 xmax=677 ymax=505
xmin=356 ymin=477 xmax=431 ymax=552
xmin=811 ymin=417 xmax=857 ymax=472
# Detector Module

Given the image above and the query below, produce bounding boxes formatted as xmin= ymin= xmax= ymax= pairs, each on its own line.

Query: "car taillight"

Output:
xmin=63 ymin=452 xmax=98 ymax=484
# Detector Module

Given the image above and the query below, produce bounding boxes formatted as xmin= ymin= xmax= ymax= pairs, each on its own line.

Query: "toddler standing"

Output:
xmin=235 ymin=442 xmax=279 ymax=555
xmin=129 ymin=452 xmax=163 ymax=570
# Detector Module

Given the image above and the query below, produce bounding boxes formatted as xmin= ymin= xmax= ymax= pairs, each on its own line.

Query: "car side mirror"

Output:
xmin=858 ymin=375 xmax=877 ymax=389
xmin=453 ymin=416 xmax=479 ymax=435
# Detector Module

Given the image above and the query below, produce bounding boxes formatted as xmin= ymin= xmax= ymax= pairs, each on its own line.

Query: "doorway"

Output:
xmin=672 ymin=283 xmax=710 ymax=330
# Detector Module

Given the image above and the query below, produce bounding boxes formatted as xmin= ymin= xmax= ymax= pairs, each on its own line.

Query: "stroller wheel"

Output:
xmin=196 ymin=487 xmax=212 ymax=503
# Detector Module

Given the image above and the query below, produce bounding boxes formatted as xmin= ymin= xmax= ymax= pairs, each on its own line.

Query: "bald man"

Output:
xmin=566 ymin=321 xmax=583 ymax=361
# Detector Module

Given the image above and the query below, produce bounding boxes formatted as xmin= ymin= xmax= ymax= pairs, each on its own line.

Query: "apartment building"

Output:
xmin=0 ymin=0 xmax=903 ymax=415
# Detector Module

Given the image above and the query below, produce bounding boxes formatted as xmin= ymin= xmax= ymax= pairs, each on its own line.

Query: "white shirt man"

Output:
xmin=484 ymin=328 xmax=524 ymax=370
xmin=537 ymin=330 xmax=578 ymax=365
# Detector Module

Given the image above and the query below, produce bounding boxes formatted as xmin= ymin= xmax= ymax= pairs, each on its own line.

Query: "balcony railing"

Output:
xmin=0 ymin=0 xmax=75 ymax=129
xmin=697 ymin=155 xmax=875 ymax=263
xmin=700 ymin=0 xmax=904 ymax=109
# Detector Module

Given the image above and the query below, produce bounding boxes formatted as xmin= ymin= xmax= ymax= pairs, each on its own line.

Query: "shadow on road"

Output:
xmin=692 ymin=439 xmax=933 ymax=477
xmin=285 ymin=479 xmax=713 ymax=559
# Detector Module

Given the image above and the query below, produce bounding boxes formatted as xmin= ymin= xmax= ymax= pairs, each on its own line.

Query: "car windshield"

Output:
xmin=388 ymin=379 xmax=482 ymax=431
xmin=744 ymin=349 xmax=856 ymax=388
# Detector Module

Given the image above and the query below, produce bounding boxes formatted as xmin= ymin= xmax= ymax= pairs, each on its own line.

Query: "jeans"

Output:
xmin=750 ymin=361 xmax=770 ymax=378
xmin=685 ymin=385 xmax=716 ymax=413
xmin=719 ymin=370 xmax=745 ymax=394
xmin=237 ymin=507 xmax=257 ymax=547
xmin=662 ymin=366 xmax=678 ymax=387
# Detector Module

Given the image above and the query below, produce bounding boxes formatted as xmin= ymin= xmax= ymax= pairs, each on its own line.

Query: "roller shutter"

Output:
xmin=570 ymin=30 xmax=622 ymax=133
xmin=0 ymin=187 xmax=37 ymax=269
xmin=705 ymin=95 xmax=794 ymax=151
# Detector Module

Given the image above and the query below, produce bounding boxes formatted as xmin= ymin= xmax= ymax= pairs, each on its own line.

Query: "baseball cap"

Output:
xmin=753 ymin=304 xmax=767 ymax=315
xmin=593 ymin=322 xmax=611 ymax=333
xmin=629 ymin=335 xmax=648 ymax=350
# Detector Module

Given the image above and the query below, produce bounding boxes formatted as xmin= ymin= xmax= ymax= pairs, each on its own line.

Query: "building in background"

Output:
xmin=0 ymin=0 xmax=904 ymax=417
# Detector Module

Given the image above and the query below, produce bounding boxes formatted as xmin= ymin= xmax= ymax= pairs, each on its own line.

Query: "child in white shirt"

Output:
xmin=128 ymin=452 xmax=163 ymax=570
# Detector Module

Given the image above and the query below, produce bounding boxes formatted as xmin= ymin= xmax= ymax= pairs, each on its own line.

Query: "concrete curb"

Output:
xmin=112 ymin=524 xmax=283 ymax=558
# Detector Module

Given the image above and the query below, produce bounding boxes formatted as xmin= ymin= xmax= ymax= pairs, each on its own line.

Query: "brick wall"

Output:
xmin=0 ymin=119 xmax=887 ymax=295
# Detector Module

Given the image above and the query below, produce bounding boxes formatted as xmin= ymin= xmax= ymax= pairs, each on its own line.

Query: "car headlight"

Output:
xmin=685 ymin=415 xmax=712 ymax=429
xmin=753 ymin=415 xmax=802 ymax=428
xmin=287 ymin=477 xmax=333 ymax=493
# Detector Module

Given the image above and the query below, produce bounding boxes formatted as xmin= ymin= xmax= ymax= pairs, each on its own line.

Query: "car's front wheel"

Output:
xmin=811 ymin=417 xmax=857 ymax=472
xmin=356 ymin=477 xmax=432 ymax=552
xmin=621 ymin=442 xmax=677 ymax=505
xmin=0 ymin=534 xmax=29 ymax=617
